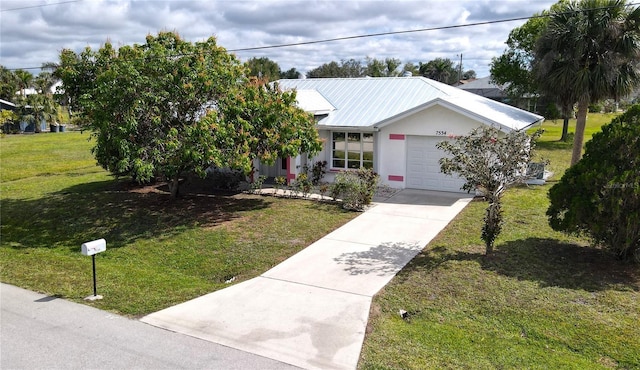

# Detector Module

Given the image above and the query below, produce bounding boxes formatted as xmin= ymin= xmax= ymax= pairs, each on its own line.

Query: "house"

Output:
xmin=458 ymin=76 xmax=541 ymax=113
xmin=456 ymin=76 xmax=508 ymax=103
xmin=258 ymin=77 xmax=543 ymax=193
xmin=0 ymin=98 xmax=48 ymax=133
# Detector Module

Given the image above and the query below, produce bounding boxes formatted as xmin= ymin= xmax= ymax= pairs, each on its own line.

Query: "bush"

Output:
xmin=309 ymin=161 xmax=327 ymax=185
xmin=588 ymin=102 xmax=603 ymax=113
xmin=547 ymin=105 xmax=640 ymax=262
xmin=292 ymin=173 xmax=312 ymax=198
xmin=330 ymin=168 xmax=379 ymax=211
xmin=207 ymin=167 xmax=244 ymax=190
xmin=545 ymin=102 xmax=561 ymax=120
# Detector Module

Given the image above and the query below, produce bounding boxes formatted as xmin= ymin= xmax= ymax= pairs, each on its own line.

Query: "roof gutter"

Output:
xmin=316 ymin=125 xmax=380 ymax=132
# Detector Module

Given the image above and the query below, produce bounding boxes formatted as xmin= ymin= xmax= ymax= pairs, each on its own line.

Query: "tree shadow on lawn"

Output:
xmin=404 ymin=238 xmax=638 ymax=292
xmin=536 ymin=140 xmax=573 ymax=152
xmin=485 ymin=238 xmax=639 ymax=292
xmin=1 ymin=178 xmax=270 ymax=251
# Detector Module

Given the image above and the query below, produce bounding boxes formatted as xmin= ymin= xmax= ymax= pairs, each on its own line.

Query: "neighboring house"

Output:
xmin=0 ymin=98 xmax=47 ymax=132
xmin=1 ymin=98 xmax=17 ymax=111
xmin=17 ymin=81 xmax=63 ymax=96
xmin=258 ymin=77 xmax=543 ymax=193
xmin=456 ymin=76 xmax=508 ymax=103
xmin=458 ymin=76 xmax=541 ymax=113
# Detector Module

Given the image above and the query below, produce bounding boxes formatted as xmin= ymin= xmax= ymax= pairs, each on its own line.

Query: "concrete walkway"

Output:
xmin=141 ymin=189 xmax=473 ymax=369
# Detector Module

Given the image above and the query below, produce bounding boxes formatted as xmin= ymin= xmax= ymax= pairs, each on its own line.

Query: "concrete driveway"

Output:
xmin=141 ymin=189 xmax=473 ymax=369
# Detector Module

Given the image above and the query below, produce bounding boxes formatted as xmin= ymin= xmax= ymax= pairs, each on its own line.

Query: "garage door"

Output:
xmin=406 ymin=136 xmax=467 ymax=192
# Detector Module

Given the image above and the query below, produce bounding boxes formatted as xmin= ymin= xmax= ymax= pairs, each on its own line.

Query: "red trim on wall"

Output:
xmin=388 ymin=175 xmax=404 ymax=182
xmin=389 ymin=134 xmax=405 ymax=140
xmin=286 ymin=157 xmax=296 ymax=184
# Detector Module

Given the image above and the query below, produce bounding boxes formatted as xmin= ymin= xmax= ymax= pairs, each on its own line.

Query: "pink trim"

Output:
xmin=286 ymin=157 xmax=296 ymax=184
xmin=388 ymin=175 xmax=404 ymax=182
xmin=389 ymin=134 xmax=405 ymax=140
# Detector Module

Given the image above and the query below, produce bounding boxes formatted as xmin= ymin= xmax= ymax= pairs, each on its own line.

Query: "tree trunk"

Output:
xmin=482 ymin=200 xmax=502 ymax=255
xmin=169 ymin=175 xmax=180 ymax=199
xmin=560 ymin=116 xmax=570 ymax=142
xmin=571 ymin=99 xmax=589 ymax=166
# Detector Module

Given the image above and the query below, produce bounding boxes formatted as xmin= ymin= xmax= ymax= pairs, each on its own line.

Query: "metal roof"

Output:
xmin=293 ymin=89 xmax=335 ymax=115
xmin=276 ymin=77 xmax=543 ymax=132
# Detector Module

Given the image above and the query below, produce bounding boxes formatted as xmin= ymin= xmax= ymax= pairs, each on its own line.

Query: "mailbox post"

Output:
xmin=81 ymin=239 xmax=106 ymax=301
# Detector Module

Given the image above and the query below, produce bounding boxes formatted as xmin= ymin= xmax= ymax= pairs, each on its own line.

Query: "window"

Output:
xmin=331 ymin=131 xmax=373 ymax=170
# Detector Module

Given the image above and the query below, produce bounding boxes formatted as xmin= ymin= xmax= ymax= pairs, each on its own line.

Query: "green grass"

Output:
xmin=359 ymin=113 xmax=640 ymax=369
xmin=0 ymin=132 xmax=357 ymax=316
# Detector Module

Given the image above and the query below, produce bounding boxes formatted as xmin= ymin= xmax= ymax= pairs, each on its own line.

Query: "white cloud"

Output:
xmin=0 ymin=0 xmax=557 ymax=76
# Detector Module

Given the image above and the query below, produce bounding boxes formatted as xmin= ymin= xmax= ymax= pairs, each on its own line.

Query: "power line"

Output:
xmin=0 ymin=0 xmax=83 ymax=12
xmin=6 ymin=1 xmax=640 ymax=71
xmin=228 ymin=14 xmax=538 ymax=53
xmin=0 ymin=12 xmax=556 ymax=71
xmin=229 ymin=2 xmax=640 ymax=52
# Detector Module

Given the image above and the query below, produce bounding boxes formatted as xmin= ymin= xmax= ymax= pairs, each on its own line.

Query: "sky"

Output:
xmin=1 ymin=0 xmax=558 ymax=78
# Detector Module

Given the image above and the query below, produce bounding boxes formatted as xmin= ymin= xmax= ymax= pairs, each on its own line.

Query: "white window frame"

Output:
xmin=330 ymin=131 xmax=374 ymax=170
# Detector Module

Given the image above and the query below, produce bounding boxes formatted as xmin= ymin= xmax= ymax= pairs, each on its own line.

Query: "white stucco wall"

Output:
xmin=377 ymin=104 xmax=491 ymax=189
xmin=307 ymin=104 xmax=505 ymax=189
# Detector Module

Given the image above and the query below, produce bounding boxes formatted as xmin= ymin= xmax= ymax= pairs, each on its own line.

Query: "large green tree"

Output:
xmin=245 ymin=57 xmax=281 ymax=82
xmin=56 ymin=31 xmax=319 ymax=198
xmin=208 ymin=78 xmax=322 ymax=175
xmin=420 ymin=58 xmax=455 ymax=83
xmin=363 ymin=57 xmax=402 ymax=77
xmin=547 ymin=105 xmax=640 ymax=261
xmin=490 ymin=13 xmax=547 ymax=101
xmin=534 ymin=0 xmax=640 ymax=165
xmin=418 ymin=58 xmax=473 ymax=85
xmin=306 ymin=57 xmax=418 ymax=78
xmin=306 ymin=59 xmax=363 ymax=78
xmin=0 ymin=66 xmax=19 ymax=101
xmin=280 ymin=67 xmax=301 ymax=79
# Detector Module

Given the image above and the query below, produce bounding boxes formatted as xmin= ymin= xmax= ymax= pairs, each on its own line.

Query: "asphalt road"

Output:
xmin=0 ymin=283 xmax=298 ymax=369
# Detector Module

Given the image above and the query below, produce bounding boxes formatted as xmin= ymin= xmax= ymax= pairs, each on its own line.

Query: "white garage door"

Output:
xmin=406 ymin=136 xmax=467 ymax=192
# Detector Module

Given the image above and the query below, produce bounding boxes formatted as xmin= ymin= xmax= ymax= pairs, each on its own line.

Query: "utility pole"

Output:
xmin=458 ymin=53 xmax=463 ymax=82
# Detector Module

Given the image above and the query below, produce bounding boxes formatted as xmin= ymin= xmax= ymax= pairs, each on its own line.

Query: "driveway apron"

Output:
xmin=141 ymin=189 xmax=473 ymax=369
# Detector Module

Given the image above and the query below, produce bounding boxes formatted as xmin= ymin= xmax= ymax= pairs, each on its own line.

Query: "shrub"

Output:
xmin=547 ymin=105 xmax=640 ymax=262
xmin=207 ymin=167 xmax=244 ymax=191
xmin=588 ymin=102 xmax=603 ymax=113
xmin=309 ymin=161 xmax=327 ymax=185
xmin=330 ymin=168 xmax=380 ymax=211
xmin=438 ymin=126 xmax=543 ymax=254
xmin=249 ymin=175 xmax=267 ymax=194
xmin=274 ymin=176 xmax=287 ymax=195
xmin=545 ymin=102 xmax=561 ymax=120
xmin=292 ymin=173 xmax=312 ymax=198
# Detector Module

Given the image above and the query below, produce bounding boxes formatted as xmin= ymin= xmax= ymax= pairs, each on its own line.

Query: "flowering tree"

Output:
xmin=437 ymin=126 xmax=542 ymax=254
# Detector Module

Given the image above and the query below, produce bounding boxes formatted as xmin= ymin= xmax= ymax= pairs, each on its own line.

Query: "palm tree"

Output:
xmin=420 ymin=58 xmax=455 ymax=84
xmin=34 ymin=72 xmax=56 ymax=95
xmin=21 ymin=93 xmax=56 ymax=133
xmin=534 ymin=0 xmax=640 ymax=165
xmin=14 ymin=69 xmax=33 ymax=97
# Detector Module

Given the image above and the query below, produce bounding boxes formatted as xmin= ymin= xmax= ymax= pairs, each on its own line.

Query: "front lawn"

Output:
xmin=0 ymin=132 xmax=357 ymax=316
xmin=359 ymin=114 xmax=640 ymax=369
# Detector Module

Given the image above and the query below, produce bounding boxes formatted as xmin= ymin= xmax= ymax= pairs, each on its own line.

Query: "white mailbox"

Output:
xmin=81 ymin=239 xmax=106 ymax=256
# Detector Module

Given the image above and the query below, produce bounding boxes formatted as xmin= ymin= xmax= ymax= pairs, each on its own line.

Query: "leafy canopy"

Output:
xmin=56 ymin=31 xmax=320 ymax=197
xmin=207 ymin=77 xmax=322 ymax=174
xmin=547 ymin=105 xmax=640 ymax=261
